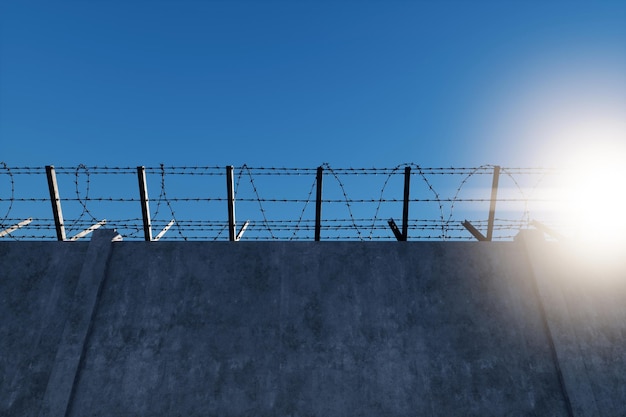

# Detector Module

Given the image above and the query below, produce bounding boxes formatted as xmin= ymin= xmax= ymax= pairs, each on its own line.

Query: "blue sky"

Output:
xmin=2 ymin=0 xmax=625 ymax=168
xmin=1 ymin=0 xmax=626 ymax=240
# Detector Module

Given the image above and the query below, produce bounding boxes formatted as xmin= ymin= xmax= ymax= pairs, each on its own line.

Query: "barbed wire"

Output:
xmin=0 ymin=164 xmax=566 ymax=241
xmin=289 ymin=175 xmax=317 ymax=241
xmin=157 ymin=163 xmax=188 ymax=240
xmin=0 ymin=162 xmax=18 ymax=241
xmin=235 ymin=164 xmax=276 ymax=239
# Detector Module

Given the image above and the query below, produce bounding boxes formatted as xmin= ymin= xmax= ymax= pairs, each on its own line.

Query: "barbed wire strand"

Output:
xmin=0 ymin=164 xmax=565 ymax=241
xmin=322 ymin=163 xmax=364 ymax=241
xmin=0 ymin=162 xmax=18 ymax=240
xmin=157 ymin=163 xmax=187 ymax=240
xmin=289 ymin=174 xmax=317 ymax=241
xmin=235 ymin=164 xmax=276 ymax=239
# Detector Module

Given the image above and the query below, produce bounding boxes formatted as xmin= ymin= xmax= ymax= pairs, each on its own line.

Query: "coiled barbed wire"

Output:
xmin=0 ymin=162 xmax=15 ymax=226
xmin=0 ymin=164 xmax=563 ymax=241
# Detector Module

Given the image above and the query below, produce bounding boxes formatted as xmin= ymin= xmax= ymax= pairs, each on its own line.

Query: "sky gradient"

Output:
xmin=2 ymin=0 xmax=625 ymax=168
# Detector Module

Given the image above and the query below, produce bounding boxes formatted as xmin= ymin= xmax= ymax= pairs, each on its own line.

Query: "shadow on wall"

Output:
xmin=1 ymin=229 xmax=626 ymax=416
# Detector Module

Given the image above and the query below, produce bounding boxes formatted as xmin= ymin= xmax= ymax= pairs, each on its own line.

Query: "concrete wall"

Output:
xmin=0 ymin=242 xmax=87 ymax=417
xmin=1 ymin=231 xmax=625 ymax=416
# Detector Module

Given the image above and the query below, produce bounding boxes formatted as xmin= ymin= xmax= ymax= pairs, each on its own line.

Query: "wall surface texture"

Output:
xmin=1 ymin=230 xmax=625 ymax=416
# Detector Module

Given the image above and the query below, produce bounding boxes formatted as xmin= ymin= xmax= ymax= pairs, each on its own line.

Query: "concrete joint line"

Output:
xmin=517 ymin=230 xmax=599 ymax=417
xmin=39 ymin=229 xmax=121 ymax=417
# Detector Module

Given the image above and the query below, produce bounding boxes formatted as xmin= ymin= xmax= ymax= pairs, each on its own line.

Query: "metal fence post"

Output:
xmin=402 ymin=166 xmax=411 ymax=241
xmin=45 ymin=165 xmax=66 ymax=241
xmin=314 ymin=166 xmax=323 ymax=241
xmin=137 ymin=166 xmax=152 ymax=241
xmin=226 ymin=166 xmax=236 ymax=241
xmin=486 ymin=165 xmax=500 ymax=241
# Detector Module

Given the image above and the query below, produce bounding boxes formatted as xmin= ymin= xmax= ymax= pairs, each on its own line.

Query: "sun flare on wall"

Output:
xmin=481 ymin=48 xmax=626 ymax=273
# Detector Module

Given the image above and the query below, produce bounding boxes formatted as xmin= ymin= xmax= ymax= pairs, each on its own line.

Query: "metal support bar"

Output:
xmin=236 ymin=220 xmax=250 ymax=241
xmin=486 ymin=165 xmax=500 ymax=241
xmin=154 ymin=219 xmax=176 ymax=241
xmin=0 ymin=218 xmax=33 ymax=238
xmin=69 ymin=219 xmax=106 ymax=241
xmin=462 ymin=220 xmax=488 ymax=241
xmin=388 ymin=218 xmax=404 ymax=241
xmin=315 ymin=166 xmax=323 ymax=241
xmin=226 ymin=165 xmax=236 ymax=241
xmin=530 ymin=220 xmax=566 ymax=241
xmin=402 ymin=166 xmax=411 ymax=240
xmin=137 ymin=166 xmax=152 ymax=241
xmin=45 ymin=165 xmax=66 ymax=241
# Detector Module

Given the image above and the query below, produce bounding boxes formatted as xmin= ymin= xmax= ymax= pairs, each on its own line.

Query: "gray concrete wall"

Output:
xmin=1 ymin=231 xmax=625 ymax=416
xmin=521 ymin=231 xmax=626 ymax=417
xmin=0 ymin=242 xmax=88 ymax=416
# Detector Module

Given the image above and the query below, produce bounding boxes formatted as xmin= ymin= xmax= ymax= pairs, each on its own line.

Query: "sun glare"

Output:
xmin=551 ymin=140 xmax=626 ymax=274
xmin=483 ymin=48 xmax=626 ymax=273
xmin=559 ymin=152 xmax=626 ymax=237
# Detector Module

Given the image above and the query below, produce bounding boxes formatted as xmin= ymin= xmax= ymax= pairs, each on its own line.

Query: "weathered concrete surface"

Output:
xmin=65 ymin=241 xmax=569 ymax=417
xmin=40 ymin=229 xmax=120 ymax=417
xmin=2 ymin=231 xmax=626 ymax=416
xmin=520 ymin=230 xmax=626 ymax=417
xmin=0 ymin=242 xmax=88 ymax=416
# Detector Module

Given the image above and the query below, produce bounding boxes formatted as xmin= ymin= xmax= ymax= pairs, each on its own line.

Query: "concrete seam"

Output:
xmin=63 ymin=239 xmax=116 ymax=417
xmin=518 ymin=232 xmax=575 ymax=417
xmin=559 ymin=279 xmax=603 ymax=414
xmin=38 ymin=230 xmax=119 ymax=417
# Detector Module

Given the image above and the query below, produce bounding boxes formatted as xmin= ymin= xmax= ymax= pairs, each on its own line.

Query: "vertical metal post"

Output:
xmin=314 ymin=166 xmax=323 ymax=241
xmin=45 ymin=165 xmax=66 ymax=241
xmin=401 ymin=166 xmax=411 ymax=241
xmin=226 ymin=166 xmax=236 ymax=241
xmin=137 ymin=166 xmax=152 ymax=241
xmin=486 ymin=165 xmax=500 ymax=241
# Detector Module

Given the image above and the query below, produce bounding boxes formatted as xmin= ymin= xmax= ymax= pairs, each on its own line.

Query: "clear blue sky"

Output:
xmin=2 ymin=0 xmax=625 ymax=168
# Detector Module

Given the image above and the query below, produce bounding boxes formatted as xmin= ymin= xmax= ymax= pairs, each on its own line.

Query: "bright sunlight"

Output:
xmin=548 ymin=124 xmax=626 ymax=276
xmin=491 ymin=48 xmax=626 ymax=275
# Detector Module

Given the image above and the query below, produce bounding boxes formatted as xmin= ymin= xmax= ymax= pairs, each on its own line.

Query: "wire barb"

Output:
xmin=0 ymin=163 xmax=564 ymax=241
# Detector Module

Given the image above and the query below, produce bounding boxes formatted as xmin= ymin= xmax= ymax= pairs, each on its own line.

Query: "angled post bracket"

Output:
xmin=236 ymin=220 xmax=250 ymax=241
xmin=153 ymin=219 xmax=176 ymax=241
xmin=69 ymin=219 xmax=107 ymax=241
xmin=388 ymin=218 xmax=405 ymax=241
xmin=462 ymin=220 xmax=488 ymax=241
xmin=0 ymin=218 xmax=33 ymax=238
xmin=530 ymin=220 xmax=566 ymax=241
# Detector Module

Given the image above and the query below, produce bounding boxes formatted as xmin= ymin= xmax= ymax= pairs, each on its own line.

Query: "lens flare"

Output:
xmin=550 ymin=142 xmax=626 ymax=276
xmin=476 ymin=47 xmax=626 ymax=274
